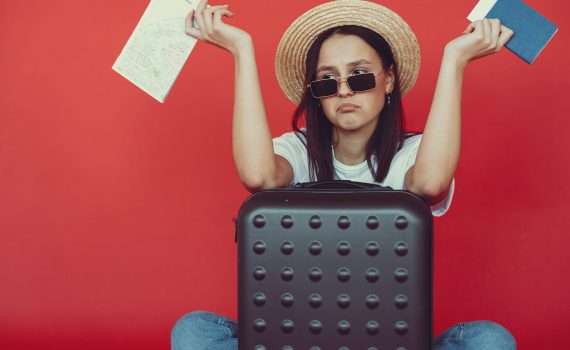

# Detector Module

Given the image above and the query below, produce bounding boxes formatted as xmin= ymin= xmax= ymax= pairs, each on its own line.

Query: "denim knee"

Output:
xmin=465 ymin=321 xmax=516 ymax=349
xmin=171 ymin=311 xmax=238 ymax=350
xmin=439 ymin=320 xmax=516 ymax=350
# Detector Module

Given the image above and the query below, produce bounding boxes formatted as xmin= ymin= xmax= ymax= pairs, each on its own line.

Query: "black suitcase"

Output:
xmin=236 ymin=180 xmax=433 ymax=350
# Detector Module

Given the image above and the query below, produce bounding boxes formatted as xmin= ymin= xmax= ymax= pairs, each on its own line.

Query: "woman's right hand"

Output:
xmin=185 ymin=0 xmax=252 ymax=56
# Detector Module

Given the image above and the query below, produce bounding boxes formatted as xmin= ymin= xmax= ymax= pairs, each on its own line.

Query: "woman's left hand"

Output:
xmin=445 ymin=18 xmax=514 ymax=67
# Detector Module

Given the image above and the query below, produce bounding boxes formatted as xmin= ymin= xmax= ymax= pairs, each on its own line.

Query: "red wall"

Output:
xmin=1 ymin=0 xmax=569 ymax=348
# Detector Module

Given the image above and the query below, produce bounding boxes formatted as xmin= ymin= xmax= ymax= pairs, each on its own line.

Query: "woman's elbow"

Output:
xmin=407 ymin=178 xmax=450 ymax=204
xmin=241 ymin=175 xmax=281 ymax=193
xmin=241 ymin=175 xmax=265 ymax=193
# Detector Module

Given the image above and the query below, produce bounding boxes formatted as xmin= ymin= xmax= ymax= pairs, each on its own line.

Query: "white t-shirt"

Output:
xmin=272 ymin=130 xmax=454 ymax=217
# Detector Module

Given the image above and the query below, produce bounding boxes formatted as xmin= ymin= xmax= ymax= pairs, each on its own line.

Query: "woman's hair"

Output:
xmin=291 ymin=25 xmax=408 ymax=182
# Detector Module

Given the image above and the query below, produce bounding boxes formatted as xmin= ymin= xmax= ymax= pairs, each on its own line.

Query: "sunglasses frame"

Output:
xmin=307 ymin=71 xmax=382 ymax=99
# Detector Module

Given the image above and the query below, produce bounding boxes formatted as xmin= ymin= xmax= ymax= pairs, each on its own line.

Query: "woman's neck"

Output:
xmin=332 ymin=127 xmax=375 ymax=165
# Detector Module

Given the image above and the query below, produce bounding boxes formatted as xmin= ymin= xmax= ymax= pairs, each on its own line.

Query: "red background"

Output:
xmin=1 ymin=0 xmax=569 ymax=348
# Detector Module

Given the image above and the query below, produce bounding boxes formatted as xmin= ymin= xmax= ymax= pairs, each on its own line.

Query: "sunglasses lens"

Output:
xmin=347 ymin=73 xmax=376 ymax=92
xmin=310 ymin=79 xmax=337 ymax=98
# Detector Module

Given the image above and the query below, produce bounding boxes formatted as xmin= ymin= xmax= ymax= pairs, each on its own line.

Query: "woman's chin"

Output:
xmin=335 ymin=123 xmax=363 ymax=133
xmin=332 ymin=116 xmax=378 ymax=134
xmin=335 ymin=113 xmax=358 ymax=124
xmin=339 ymin=115 xmax=367 ymax=128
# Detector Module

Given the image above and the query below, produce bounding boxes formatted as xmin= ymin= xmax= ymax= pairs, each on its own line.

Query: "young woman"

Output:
xmin=172 ymin=0 xmax=517 ymax=349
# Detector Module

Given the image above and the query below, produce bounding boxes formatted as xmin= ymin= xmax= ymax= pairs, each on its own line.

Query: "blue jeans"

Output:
xmin=171 ymin=311 xmax=516 ymax=350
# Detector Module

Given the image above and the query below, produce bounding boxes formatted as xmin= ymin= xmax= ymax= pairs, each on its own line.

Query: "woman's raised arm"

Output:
xmin=185 ymin=0 xmax=292 ymax=192
xmin=405 ymin=19 xmax=514 ymax=204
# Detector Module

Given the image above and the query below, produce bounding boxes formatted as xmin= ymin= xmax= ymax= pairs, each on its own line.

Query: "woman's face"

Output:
xmin=316 ymin=33 xmax=394 ymax=136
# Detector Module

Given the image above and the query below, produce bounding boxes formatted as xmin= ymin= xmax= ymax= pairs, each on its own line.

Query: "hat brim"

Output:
xmin=275 ymin=0 xmax=421 ymax=105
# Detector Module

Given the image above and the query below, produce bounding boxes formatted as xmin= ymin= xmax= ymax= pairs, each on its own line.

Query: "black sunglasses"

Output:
xmin=307 ymin=72 xmax=380 ymax=99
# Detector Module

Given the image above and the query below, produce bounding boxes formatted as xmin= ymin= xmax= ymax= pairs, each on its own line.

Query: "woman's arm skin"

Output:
xmin=405 ymin=19 xmax=514 ymax=204
xmin=186 ymin=0 xmax=292 ymax=192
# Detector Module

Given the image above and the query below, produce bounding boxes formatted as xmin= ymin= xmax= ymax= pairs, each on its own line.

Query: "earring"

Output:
xmin=386 ymin=94 xmax=392 ymax=105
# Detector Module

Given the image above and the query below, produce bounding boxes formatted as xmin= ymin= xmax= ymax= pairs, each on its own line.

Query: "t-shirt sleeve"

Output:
xmin=389 ymin=134 xmax=455 ymax=217
xmin=272 ymin=131 xmax=310 ymax=185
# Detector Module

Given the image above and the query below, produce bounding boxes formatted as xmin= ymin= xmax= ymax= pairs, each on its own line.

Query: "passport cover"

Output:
xmin=468 ymin=0 xmax=558 ymax=64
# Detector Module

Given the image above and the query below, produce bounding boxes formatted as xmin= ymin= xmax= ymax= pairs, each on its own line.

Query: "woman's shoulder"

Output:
xmin=381 ymin=132 xmax=423 ymax=187
xmin=386 ymin=132 xmax=422 ymax=164
xmin=273 ymin=128 xmax=307 ymax=145
xmin=400 ymin=132 xmax=422 ymax=150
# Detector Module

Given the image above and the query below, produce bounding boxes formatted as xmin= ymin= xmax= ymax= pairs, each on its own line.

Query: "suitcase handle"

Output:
xmin=293 ymin=180 xmax=391 ymax=190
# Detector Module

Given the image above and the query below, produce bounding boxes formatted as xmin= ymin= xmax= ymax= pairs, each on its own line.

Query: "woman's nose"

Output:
xmin=337 ymin=79 xmax=354 ymax=97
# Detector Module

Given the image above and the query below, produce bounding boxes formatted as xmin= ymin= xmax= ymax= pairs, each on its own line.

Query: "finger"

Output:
xmin=193 ymin=0 xmax=207 ymax=28
xmin=481 ymin=19 xmax=491 ymax=46
xmin=185 ymin=9 xmax=202 ymax=38
xmin=463 ymin=22 xmax=475 ymax=34
xmin=195 ymin=0 xmax=207 ymax=12
xmin=208 ymin=4 xmax=229 ymax=11
xmin=212 ymin=9 xmax=234 ymax=36
xmin=497 ymin=25 xmax=514 ymax=48
xmin=471 ymin=20 xmax=484 ymax=35
xmin=194 ymin=2 xmax=209 ymax=39
xmin=185 ymin=8 xmax=194 ymax=27
xmin=203 ymin=6 xmax=214 ymax=35
xmin=489 ymin=18 xmax=501 ymax=49
xmin=213 ymin=8 xmax=233 ymax=28
xmin=469 ymin=20 xmax=485 ymax=45
xmin=185 ymin=26 xmax=202 ymax=39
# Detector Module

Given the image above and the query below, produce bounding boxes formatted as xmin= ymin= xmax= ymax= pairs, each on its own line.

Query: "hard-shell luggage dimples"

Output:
xmin=236 ymin=181 xmax=433 ymax=350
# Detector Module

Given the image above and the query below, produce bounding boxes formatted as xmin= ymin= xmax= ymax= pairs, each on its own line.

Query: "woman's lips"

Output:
xmin=337 ymin=103 xmax=359 ymax=112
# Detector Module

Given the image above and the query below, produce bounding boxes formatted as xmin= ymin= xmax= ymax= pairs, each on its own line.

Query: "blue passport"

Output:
xmin=467 ymin=0 xmax=558 ymax=64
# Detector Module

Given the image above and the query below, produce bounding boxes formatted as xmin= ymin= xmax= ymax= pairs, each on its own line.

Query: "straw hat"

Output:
xmin=275 ymin=0 xmax=421 ymax=104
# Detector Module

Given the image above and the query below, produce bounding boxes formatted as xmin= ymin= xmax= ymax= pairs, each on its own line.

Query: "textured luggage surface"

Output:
xmin=236 ymin=181 xmax=433 ymax=350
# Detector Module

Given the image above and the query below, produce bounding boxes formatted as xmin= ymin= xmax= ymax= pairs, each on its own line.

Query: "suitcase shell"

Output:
xmin=236 ymin=182 xmax=433 ymax=350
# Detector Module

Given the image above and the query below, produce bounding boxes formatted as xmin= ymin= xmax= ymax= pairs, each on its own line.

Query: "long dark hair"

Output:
xmin=291 ymin=25 xmax=408 ymax=182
